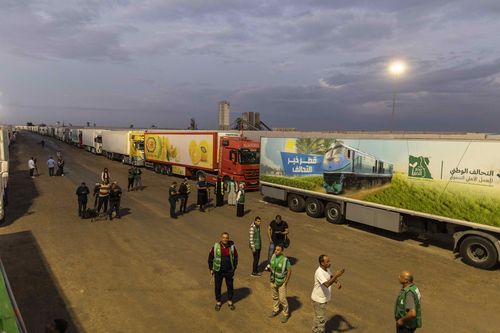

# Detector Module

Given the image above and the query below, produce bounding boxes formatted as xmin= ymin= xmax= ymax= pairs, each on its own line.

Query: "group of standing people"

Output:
xmin=28 ymin=151 xmax=64 ymax=178
xmin=168 ymin=178 xmax=191 ymax=219
xmin=209 ymin=216 xmax=422 ymax=333
xmin=75 ymin=167 xmax=123 ymax=220
xmin=127 ymin=166 xmax=143 ymax=191
xmin=194 ymin=175 xmax=246 ymax=217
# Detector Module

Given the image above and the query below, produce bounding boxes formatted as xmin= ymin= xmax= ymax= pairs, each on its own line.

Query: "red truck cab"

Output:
xmin=217 ymin=136 xmax=260 ymax=190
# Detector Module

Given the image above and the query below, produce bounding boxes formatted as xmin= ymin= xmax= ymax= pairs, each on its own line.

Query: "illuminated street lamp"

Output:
xmin=388 ymin=60 xmax=406 ymax=131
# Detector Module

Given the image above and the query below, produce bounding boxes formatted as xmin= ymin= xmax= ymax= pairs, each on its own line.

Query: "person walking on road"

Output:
xmin=127 ymin=166 xmax=135 ymax=191
xmin=249 ymin=216 xmax=262 ymax=276
xmin=40 ymin=139 xmax=45 ymax=148
xmin=168 ymin=182 xmax=178 ymax=219
xmin=311 ymin=255 xmax=345 ymax=333
xmin=28 ymin=157 xmax=36 ymax=178
xmin=266 ymin=244 xmax=292 ymax=323
xmin=76 ymin=182 xmax=90 ymax=218
xmin=108 ymin=181 xmax=122 ymax=220
xmin=97 ymin=180 xmax=110 ymax=215
xmin=47 ymin=156 xmax=56 ymax=176
xmin=227 ymin=177 xmax=237 ymax=206
xmin=236 ymin=183 xmax=245 ymax=217
xmin=101 ymin=168 xmax=110 ymax=183
xmin=215 ymin=176 xmax=224 ymax=207
xmin=208 ymin=232 xmax=238 ymax=311
xmin=395 ymin=271 xmax=422 ymax=333
xmin=178 ymin=178 xmax=190 ymax=214
xmin=267 ymin=215 xmax=289 ymax=263
xmin=133 ymin=166 xmax=143 ymax=190
xmin=197 ymin=175 xmax=208 ymax=212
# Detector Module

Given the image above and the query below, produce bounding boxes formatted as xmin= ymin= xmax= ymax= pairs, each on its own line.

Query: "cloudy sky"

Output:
xmin=1 ymin=0 xmax=500 ymax=132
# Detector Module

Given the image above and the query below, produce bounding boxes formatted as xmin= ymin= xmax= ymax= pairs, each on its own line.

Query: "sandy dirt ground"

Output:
xmin=0 ymin=131 xmax=499 ymax=333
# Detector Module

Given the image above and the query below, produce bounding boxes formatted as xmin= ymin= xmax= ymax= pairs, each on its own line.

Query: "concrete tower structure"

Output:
xmin=218 ymin=101 xmax=230 ymax=130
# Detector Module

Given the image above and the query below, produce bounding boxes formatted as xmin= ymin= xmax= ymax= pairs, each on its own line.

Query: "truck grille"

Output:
xmin=245 ymin=169 xmax=260 ymax=180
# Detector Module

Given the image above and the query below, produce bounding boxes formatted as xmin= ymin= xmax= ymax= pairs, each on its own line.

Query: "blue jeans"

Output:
xmin=267 ymin=242 xmax=275 ymax=263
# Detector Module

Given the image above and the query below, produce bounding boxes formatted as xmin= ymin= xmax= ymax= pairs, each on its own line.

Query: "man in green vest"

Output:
xmin=395 ymin=271 xmax=422 ymax=333
xmin=249 ymin=216 xmax=262 ymax=276
xmin=266 ymin=244 xmax=292 ymax=323
xmin=208 ymin=232 xmax=239 ymax=311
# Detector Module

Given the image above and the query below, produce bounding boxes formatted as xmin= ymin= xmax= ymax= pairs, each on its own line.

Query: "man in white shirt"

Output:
xmin=28 ymin=157 xmax=35 ymax=178
xmin=311 ymin=254 xmax=345 ymax=333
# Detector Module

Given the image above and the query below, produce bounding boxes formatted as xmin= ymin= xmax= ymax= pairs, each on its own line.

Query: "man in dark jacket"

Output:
xmin=108 ymin=182 xmax=122 ymax=220
xmin=168 ymin=182 xmax=178 ymax=219
xmin=178 ymin=178 xmax=190 ymax=214
xmin=76 ymin=182 xmax=90 ymax=218
xmin=208 ymin=232 xmax=238 ymax=311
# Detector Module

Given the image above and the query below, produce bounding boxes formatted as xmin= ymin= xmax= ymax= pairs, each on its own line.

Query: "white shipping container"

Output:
xmin=102 ymin=130 xmax=131 ymax=155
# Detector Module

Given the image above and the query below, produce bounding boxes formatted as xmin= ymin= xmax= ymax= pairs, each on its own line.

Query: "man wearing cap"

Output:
xmin=311 ymin=254 xmax=345 ymax=333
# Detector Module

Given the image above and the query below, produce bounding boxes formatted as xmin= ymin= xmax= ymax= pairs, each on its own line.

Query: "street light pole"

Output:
xmin=391 ymin=81 xmax=397 ymax=131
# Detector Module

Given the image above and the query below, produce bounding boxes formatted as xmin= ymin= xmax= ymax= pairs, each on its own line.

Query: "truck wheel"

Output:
xmin=154 ymin=164 xmax=162 ymax=174
xmin=305 ymin=198 xmax=324 ymax=218
xmin=165 ymin=165 xmax=172 ymax=176
xmin=288 ymin=194 xmax=305 ymax=212
xmin=459 ymin=236 xmax=498 ymax=269
xmin=325 ymin=202 xmax=344 ymax=224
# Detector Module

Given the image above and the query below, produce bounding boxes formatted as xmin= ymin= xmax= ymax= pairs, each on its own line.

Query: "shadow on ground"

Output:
xmin=1 ymin=137 xmax=40 ymax=227
xmin=325 ymin=314 xmax=356 ymax=332
xmin=0 ymin=231 xmax=82 ymax=332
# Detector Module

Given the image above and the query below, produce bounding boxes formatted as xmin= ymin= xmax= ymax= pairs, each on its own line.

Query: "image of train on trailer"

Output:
xmin=322 ymin=141 xmax=393 ymax=194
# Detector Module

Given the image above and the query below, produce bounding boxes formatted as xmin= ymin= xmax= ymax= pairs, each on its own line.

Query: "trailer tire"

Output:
xmin=154 ymin=164 xmax=162 ymax=174
xmin=459 ymin=236 xmax=498 ymax=269
xmin=325 ymin=202 xmax=344 ymax=224
xmin=288 ymin=194 xmax=305 ymax=212
xmin=165 ymin=165 xmax=172 ymax=176
xmin=305 ymin=198 xmax=324 ymax=218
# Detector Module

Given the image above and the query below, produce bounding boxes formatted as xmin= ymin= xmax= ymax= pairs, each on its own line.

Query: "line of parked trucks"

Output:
xmin=18 ymin=125 xmax=500 ymax=270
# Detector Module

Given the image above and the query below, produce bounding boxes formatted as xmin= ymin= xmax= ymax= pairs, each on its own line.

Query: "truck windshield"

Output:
xmin=136 ymin=141 xmax=145 ymax=151
xmin=95 ymin=136 xmax=102 ymax=143
xmin=239 ymin=149 xmax=260 ymax=165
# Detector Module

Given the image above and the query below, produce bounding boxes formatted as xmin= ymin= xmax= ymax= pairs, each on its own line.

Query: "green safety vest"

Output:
xmin=394 ymin=284 xmax=422 ymax=329
xmin=237 ymin=190 xmax=245 ymax=204
xmin=249 ymin=224 xmax=261 ymax=250
xmin=270 ymin=254 xmax=289 ymax=286
xmin=212 ymin=243 xmax=235 ymax=272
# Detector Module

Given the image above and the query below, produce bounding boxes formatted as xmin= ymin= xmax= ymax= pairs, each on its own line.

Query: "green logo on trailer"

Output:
xmin=408 ymin=156 xmax=432 ymax=179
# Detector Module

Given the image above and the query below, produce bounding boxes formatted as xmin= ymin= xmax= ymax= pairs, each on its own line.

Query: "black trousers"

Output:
xmin=169 ymin=197 xmax=177 ymax=218
xmin=214 ymin=271 xmax=234 ymax=303
xmin=396 ymin=326 xmax=416 ymax=333
xmin=252 ymin=249 xmax=261 ymax=274
xmin=78 ymin=200 xmax=87 ymax=217
xmin=29 ymin=168 xmax=34 ymax=177
xmin=109 ymin=200 xmax=120 ymax=218
xmin=49 ymin=167 xmax=54 ymax=176
xmin=127 ymin=178 xmax=134 ymax=191
xmin=216 ymin=193 xmax=224 ymax=206
xmin=179 ymin=195 xmax=188 ymax=213
xmin=236 ymin=203 xmax=244 ymax=217
xmin=97 ymin=196 xmax=108 ymax=213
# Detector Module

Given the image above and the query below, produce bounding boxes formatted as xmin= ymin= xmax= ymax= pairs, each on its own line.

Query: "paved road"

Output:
xmin=1 ymin=132 xmax=499 ymax=333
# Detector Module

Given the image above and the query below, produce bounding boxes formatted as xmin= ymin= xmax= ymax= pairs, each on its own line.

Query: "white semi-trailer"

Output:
xmin=102 ymin=130 xmax=145 ymax=166
xmin=259 ymin=132 xmax=500 ymax=269
xmin=82 ymin=129 xmax=106 ymax=154
xmin=0 ymin=126 xmax=9 ymax=225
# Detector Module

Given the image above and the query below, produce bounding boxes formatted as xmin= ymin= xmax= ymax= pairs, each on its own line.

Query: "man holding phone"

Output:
xmin=311 ymin=254 xmax=345 ymax=333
